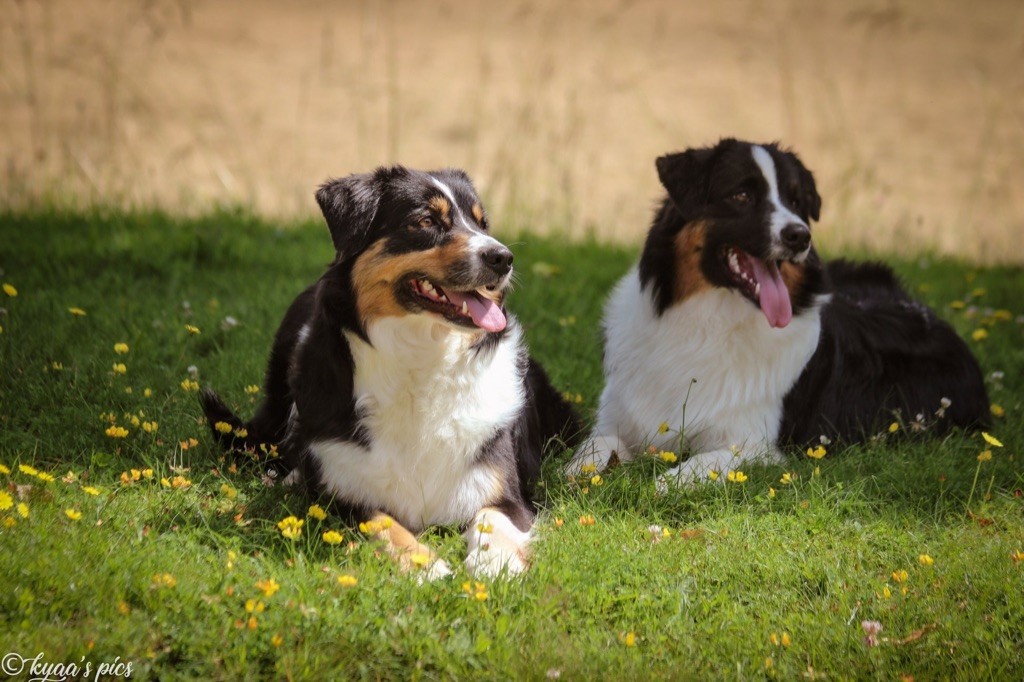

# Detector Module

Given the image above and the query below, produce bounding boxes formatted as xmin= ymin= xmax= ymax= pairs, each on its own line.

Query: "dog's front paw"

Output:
xmin=465 ymin=545 xmax=527 ymax=579
xmin=564 ymin=434 xmax=628 ymax=477
xmin=416 ymin=558 xmax=454 ymax=584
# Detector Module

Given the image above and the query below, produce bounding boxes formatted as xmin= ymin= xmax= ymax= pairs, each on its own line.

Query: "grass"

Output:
xmin=1 ymin=209 xmax=1022 ymax=680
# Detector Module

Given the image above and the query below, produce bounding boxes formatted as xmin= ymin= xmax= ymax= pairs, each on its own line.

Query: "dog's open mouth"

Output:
xmin=409 ymin=278 xmax=507 ymax=332
xmin=723 ymin=247 xmax=792 ymax=329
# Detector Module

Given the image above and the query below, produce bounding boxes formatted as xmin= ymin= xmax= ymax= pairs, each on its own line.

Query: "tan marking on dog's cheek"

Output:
xmin=471 ymin=203 xmax=484 ymax=224
xmin=780 ymin=262 xmax=806 ymax=299
xmin=672 ymin=222 xmax=710 ymax=304
xmin=351 ymin=240 xmax=410 ymax=325
xmin=427 ymin=196 xmax=451 ymax=225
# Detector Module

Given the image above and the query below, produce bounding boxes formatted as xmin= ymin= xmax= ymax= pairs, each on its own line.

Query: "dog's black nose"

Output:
xmin=481 ymin=246 xmax=514 ymax=276
xmin=780 ymin=223 xmax=811 ymax=252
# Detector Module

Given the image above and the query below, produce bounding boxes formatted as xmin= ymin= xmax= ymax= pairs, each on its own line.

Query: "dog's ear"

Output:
xmin=315 ymin=172 xmax=382 ymax=259
xmin=655 ymin=145 xmax=716 ymax=218
xmin=794 ymin=158 xmax=822 ymax=223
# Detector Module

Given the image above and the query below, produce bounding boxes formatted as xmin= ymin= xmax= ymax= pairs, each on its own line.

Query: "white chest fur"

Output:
xmin=309 ymin=317 xmax=525 ymax=531
xmin=596 ymin=268 xmax=823 ymax=455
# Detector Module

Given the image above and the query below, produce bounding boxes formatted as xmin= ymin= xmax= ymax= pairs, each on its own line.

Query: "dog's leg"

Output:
xmin=564 ymin=433 xmax=632 ymax=477
xmin=657 ymin=446 xmax=784 ymax=491
xmin=362 ymin=512 xmax=452 ymax=582
xmin=464 ymin=507 xmax=532 ymax=578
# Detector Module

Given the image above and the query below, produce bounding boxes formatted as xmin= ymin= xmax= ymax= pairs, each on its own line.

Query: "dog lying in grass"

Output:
xmin=203 ymin=166 xmax=579 ymax=578
xmin=567 ymin=138 xmax=989 ymax=485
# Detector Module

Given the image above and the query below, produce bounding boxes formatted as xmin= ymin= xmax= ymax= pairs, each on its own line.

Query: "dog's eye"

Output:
xmin=731 ymin=190 xmax=752 ymax=205
xmin=418 ymin=217 xmax=435 ymax=229
xmin=790 ymin=194 xmax=802 ymax=209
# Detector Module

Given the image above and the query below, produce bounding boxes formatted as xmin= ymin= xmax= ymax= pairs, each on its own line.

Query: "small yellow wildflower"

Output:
xmin=142 ymin=421 xmax=158 ymax=433
xmin=657 ymin=422 xmax=670 ymax=434
xmin=214 ymin=421 xmax=233 ymax=434
xmin=141 ymin=468 xmax=153 ymax=479
xmin=806 ymin=445 xmax=826 ymax=459
xmin=2 ymin=283 xmax=17 ymax=297
xmin=580 ymin=462 xmax=597 ymax=475
xmin=474 ymin=588 xmax=489 ymax=601
xmin=82 ymin=486 xmax=101 ymax=496
xmin=972 ymin=329 xmax=988 ymax=342
xmin=768 ymin=487 xmax=776 ymax=498
xmin=271 ymin=634 xmax=283 ymax=647
xmin=17 ymin=502 xmax=29 ymax=518
xmin=220 ymin=483 xmax=237 ymax=499
xmin=151 ymin=573 xmax=177 ymax=589
xmin=1011 ymin=550 xmax=1024 ymax=563
xmin=623 ymin=632 xmax=637 ymax=647
xmin=590 ymin=475 xmax=603 ymax=486
xmin=554 ymin=517 xmax=564 ymax=527
xmin=476 ymin=522 xmax=493 ymax=534
xmin=36 ymin=471 xmax=54 ymax=483
xmin=117 ymin=601 xmax=131 ymax=615
xmin=726 ymin=470 xmax=748 ymax=483
xmin=322 ymin=530 xmax=344 ymax=545
xmin=707 ymin=470 xmax=719 ymax=481
xmin=658 ymin=451 xmax=677 ymax=463
xmin=68 ymin=307 xmax=87 ymax=316
xmin=307 ymin=504 xmax=327 ymax=521
xmin=129 ymin=415 xmax=141 ymax=427
xmin=180 ymin=378 xmax=199 ymax=393
xmin=0 ymin=464 xmax=8 ymax=474
xmin=918 ymin=554 xmax=935 ymax=566
xmin=781 ymin=632 xmax=791 ymax=648
xmin=1 ymin=518 xmax=14 ymax=529
xmin=888 ymin=422 xmax=900 ymax=433
xmin=65 ymin=508 xmax=83 ymax=521
xmin=971 ymin=287 xmax=987 ymax=298
xmin=358 ymin=517 xmax=393 ymax=534
xmin=160 ymin=477 xmax=171 ymax=487
xmin=233 ymin=427 xmax=248 ymax=438
xmin=977 ymin=450 xmax=992 ymax=463
xmin=185 ymin=324 xmax=201 ymax=335
xmin=949 ymin=300 xmax=965 ymax=310
xmin=105 ymin=425 xmax=129 ymax=438
xmin=337 ymin=574 xmax=358 ymax=587
xmin=780 ymin=472 xmax=794 ymax=485
xmin=409 ymin=552 xmax=430 ymax=568
xmin=114 ymin=343 xmax=129 ymax=354
xmin=892 ymin=569 xmax=909 ymax=583
xmin=770 ymin=632 xmax=780 ymax=646
xmin=579 ymin=514 xmax=596 ymax=526
xmin=170 ymin=475 xmax=191 ymax=489
xmin=245 ymin=384 xmax=261 ymax=395
xmin=882 ymin=585 xmax=892 ymax=599
xmin=19 ymin=464 xmax=38 ymax=476
xmin=143 ymin=388 xmax=153 ymax=397
xmin=278 ymin=516 xmax=304 ymax=540
xmin=0 ymin=491 xmax=12 ymax=510
xmin=981 ymin=432 xmax=1004 ymax=448
xmin=247 ymin=616 xmax=258 ymax=630
xmin=112 ymin=363 xmax=127 ymax=375
xmin=990 ymin=404 xmax=1004 ymax=418
xmin=245 ymin=598 xmax=265 ymax=614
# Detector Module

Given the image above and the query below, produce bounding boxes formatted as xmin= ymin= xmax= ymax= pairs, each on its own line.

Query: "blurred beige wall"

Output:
xmin=2 ymin=0 xmax=1023 ymax=262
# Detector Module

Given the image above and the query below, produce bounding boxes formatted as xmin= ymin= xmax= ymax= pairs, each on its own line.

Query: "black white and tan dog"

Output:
xmin=203 ymin=166 xmax=579 ymax=578
xmin=567 ymin=138 xmax=989 ymax=485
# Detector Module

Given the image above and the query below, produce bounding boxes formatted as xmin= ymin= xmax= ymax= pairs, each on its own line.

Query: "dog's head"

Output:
xmin=316 ymin=166 xmax=512 ymax=334
xmin=643 ymin=138 xmax=823 ymax=328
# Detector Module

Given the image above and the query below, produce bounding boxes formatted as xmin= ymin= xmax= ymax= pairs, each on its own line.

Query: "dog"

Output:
xmin=202 ymin=165 xmax=579 ymax=578
xmin=567 ymin=138 xmax=989 ymax=485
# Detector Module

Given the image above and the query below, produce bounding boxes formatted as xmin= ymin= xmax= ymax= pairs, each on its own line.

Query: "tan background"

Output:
xmin=3 ymin=0 xmax=1023 ymax=262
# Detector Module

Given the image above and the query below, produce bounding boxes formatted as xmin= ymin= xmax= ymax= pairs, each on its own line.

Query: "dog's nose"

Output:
xmin=780 ymin=223 xmax=811 ymax=252
xmin=481 ymin=246 xmax=514 ymax=276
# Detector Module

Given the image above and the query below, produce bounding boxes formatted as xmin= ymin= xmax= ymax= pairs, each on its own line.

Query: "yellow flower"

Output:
xmin=307 ymin=504 xmax=327 ymax=521
xmin=981 ymin=432 xmax=1003 ymax=448
xmin=726 ymin=470 xmax=747 ymax=483
xmin=322 ymin=530 xmax=344 ymax=545
xmin=358 ymin=517 xmax=393 ymax=534
xmin=141 ymin=468 xmax=153 ymax=479
xmin=112 ymin=363 xmax=127 ymax=375
xmin=590 ymin=475 xmax=603 ymax=486
xmin=474 ymin=588 xmax=488 ymax=601
xmin=580 ymin=462 xmax=597 ymax=475
xmin=780 ymin=472 xmax=794 ymax=485
xmin=781 ymin=632 xmax=791 ymax=648
xmin=657 ymin=422 xmax=670 ymax=434
xmin=768 ymin=487 xmax=776 ymax=498
xmin=949 ymin=300 xmax=965 ymax=310
xmin=972 ymin=329 xmax=988 ymax=342
xmin=0 ymin=491 xmax=12 ymax=510
xmin=990 ymin=404 xmax=1004 ymax=418
xmin=770 ymin=632 xmax=779 ymax=646
xmin=114 ymin=343 xmax=129 ymax=354
xmin=247 ymin=616 xmax=258 ymax=630
xmin=1011 ymin=550 xmax=1024 ymax=563
xmin=888 ymin=422 xmax=900 ymax=433
xmin=657 ymin=451 xmax=677 ymax=463
xmin=143 ymin=388 xmax=153 ymax=398
xmin=271 ymin=634 xmax=283 ymax=647
xmin=245 ymin=598 xmax=265 ymax=614
xmin=185 ymin=324 xmax=201 ymax=335
xmin=36 ymin=471 xmax=54 ymax=483
xmin=233 ymin=428 xmax=248 ymax=438
xmin=918 ymin=554 xmax=935 ymax=566
xmin=82 ymin=486 xmax=101 ymax=496
xmin=245 ymin=384 xmax=261 ymax=395
xmin=68 ymin=307 xmax=87 ymax=316
xmin=977 ymin=450 xmax=992 ymax=463
xmin=623 ymin=631 xmax=637 ymax=647
xmin=277 ymin=515 xmax=304 ymax=540
xmin=170 ymin=475 xmax=191 ymax=489
xmin=180 ymin=378 xmax=199 ymax=393
xmin=892 ymin=569 xmax=909 ymax=583
xmin=130 ymin=415 xmax=141 ymax=427
xmin=579 ymin=514 xmax=596 ymax=526
xmin=214 ymin=421 xmax=233 ymax=434
xmin=476 ymin=522 xmax=493 ymax=534
xmin=882 ymin=585 xmax=892 ymax=599
xmin=117 ymin=601 xmax=131 ymax=615
xmin=1 ymin=518 xmax=14 ymax=529
xmin=971 ymin=287 xmax=987 ymax=298
xmin=409 ymin=552 xmax=430 ymax=568
xmin=220 ymin=483 xmax=237 ymax=499
xmin=151 ymin=573 xmax=177 ymax=589
xmin=2 ymin=283 xmax=17 ymax=297
xmin=65 ymin=508 xmax=83 ymax=521
xmin=707 ymin=470 xmax=719 ymax=481
xmin=0 ymin=464 xmax=8 ymax=475
xmin=105 ymin=425 xmax=129 ymax=438
xmin=160 ymin=477 xmax=171 ymax=487
xmin=337 ymin=574 xmax=358 ymax=587
xmin=17 ymin=502 xmax=29 ymax=518
xmin=805 ymin=445 xmax=826 ymax=459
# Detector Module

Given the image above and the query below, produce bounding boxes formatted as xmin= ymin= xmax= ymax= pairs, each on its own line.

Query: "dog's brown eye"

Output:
xmin=731 ymin=190 xmax=752 ymax=205
xmin=418 ymin=217 xmax=435 ymax=229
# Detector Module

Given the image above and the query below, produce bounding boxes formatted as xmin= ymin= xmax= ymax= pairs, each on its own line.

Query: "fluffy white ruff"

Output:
xmin=568 ymin=267 xmax=824 ymax=484
xmin=309 ymin=315 xmax=525 ymax=531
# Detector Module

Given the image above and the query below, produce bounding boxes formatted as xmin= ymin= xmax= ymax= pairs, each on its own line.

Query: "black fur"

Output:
xmin=202 ymin=165 xmax=581 ymax=532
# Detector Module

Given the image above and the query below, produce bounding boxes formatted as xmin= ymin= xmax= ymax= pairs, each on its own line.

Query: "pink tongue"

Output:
xmin=441 ymin=289 xmax=507 ymax=332
xmin=748 ymin=258 xmax=793 ymax=329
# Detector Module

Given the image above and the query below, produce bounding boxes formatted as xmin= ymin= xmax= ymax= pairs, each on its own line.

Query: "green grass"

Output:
xmin=1 ymin=209 xmax=1022 ymax=680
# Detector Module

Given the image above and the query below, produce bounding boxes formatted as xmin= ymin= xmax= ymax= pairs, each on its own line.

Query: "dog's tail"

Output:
xmin=200 ymin=389 xmax=288 ymax=470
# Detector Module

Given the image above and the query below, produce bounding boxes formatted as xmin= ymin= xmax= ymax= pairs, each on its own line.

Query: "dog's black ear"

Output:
xmin=655 ymin=146 xmax=716 ymax=218
xmin=794 ymin=159 xmax=822 ymax=223
xmin=315 ymin=172 xmax=382 ymax=259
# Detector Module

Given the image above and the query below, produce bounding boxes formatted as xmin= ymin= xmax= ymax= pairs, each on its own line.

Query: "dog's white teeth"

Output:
xmin=438 ymin=295 xmax=448 ymax=303
xmin=461 ymin=301 xmax=468 ymax=315
xmin=755 ymin=283 xmax=761 ymax=296
xmin=423 ymin=281 xmax=435 ymax=293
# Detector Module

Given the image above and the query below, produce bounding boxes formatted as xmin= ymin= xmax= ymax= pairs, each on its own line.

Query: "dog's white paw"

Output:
xmin=465 ymin=545 xmax=527 ymax=579
xmin=565 ymin=434 xmax=628 ymax=477
xmin=416 ymin=558 xmax=454 ymax=584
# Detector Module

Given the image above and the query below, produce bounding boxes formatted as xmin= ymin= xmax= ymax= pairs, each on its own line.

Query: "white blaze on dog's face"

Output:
xmin=316 ymin=167 xmax=513 ymax=334
xmin=648 ymin=139 xmax=823 ymax=329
